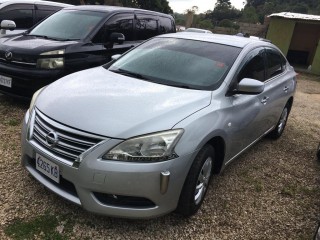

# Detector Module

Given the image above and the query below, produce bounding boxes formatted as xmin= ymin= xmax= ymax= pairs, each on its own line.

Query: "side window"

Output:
xmin=105 ymin=13 xmax=134 ymax=41
xmin=159 ymin=16 xmax=173 ymax=34
xmin=266 ymin=49 xmax=284 ymax=79
xmin=238 ymin=52 xmax=265 ymax=82
xmin=0 ymin=5 xmax=33 ymax=29
xmin=135 ymin=14 xmax=158 ymax=40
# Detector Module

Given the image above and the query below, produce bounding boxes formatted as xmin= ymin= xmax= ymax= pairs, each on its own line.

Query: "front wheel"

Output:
xmin=268 ymin=104 xmax=290 ymax=139
xmin=317 ymin=143 xmax=320 ymax=161
xmin=176 ymin=144 xmax=214 ymax=217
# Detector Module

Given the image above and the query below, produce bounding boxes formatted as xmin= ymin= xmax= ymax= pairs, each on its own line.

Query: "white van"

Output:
xmin=0 ymin=0 xmax=71 ymax=36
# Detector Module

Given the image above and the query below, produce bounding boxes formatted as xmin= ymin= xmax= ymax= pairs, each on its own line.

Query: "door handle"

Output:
xmin=261 ymin=96 xmax=269 ymax=104
xmin=283 ymin=86 xmax=289 ymax=92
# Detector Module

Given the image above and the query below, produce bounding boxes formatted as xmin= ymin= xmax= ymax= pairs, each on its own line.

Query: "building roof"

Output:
xmin=269 ymin=12 xmax=320 ymax=22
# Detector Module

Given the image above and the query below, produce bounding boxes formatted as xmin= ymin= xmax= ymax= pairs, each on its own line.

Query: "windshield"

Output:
xmin=108 ymin=38 xmax=241 ymax=90
xmin=29 ymin=10 xmax=106 ymax=40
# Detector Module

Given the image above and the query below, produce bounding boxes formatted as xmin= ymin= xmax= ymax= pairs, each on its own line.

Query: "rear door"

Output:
xmin=261 ymin=48 xmax=294 ymax=129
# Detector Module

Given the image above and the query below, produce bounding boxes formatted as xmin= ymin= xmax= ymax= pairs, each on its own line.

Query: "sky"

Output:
xmin=168 ymin=0 xmax=245 ymax=13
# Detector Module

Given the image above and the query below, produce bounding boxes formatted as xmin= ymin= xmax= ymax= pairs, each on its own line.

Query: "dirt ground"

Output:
xmin=0 ymin=73 xmax=319 ymax=239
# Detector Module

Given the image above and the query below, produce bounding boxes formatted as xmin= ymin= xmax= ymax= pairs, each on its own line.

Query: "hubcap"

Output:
xmin=277 ymin=108 xmax=288 ymax=134
xmin=194 ymin=157 xmax=213 ymax=205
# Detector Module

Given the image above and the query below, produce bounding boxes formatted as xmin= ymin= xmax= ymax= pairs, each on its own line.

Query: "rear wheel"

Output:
xmin=268 ymin=104 xmax=290 ymax=139
xmin=176 ymin=144 xmax=214 ymax=217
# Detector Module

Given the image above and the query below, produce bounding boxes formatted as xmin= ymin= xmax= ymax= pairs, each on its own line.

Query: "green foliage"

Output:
xmin=51 ymin=0 xmax=173 ymax=13
xmin=218 ymin=19 xmax=239 ymax=29
xmin=241 ymin=6 xmax=259 ymax=23
xmin=245 ymin=0 xmax=320 ymax=22
xmin=4 ymin=215 xmax=64 ymax=240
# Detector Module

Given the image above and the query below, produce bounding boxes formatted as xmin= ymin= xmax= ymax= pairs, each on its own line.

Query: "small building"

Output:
xmin=266 ymin=12 xmax=320 ymax=75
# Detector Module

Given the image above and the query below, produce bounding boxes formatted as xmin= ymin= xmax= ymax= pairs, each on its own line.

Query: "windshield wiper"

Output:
xmin=109 ymin=69 xmax=149 ymax=80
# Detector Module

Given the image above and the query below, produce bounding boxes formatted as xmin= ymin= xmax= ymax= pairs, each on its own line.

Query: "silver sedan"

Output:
xmin=21 ymin=33 xmax=296 ymax=218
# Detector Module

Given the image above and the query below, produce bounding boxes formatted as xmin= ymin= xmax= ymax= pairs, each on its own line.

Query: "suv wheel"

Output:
xmin=176 ymin=144 xmax=214 ymax=217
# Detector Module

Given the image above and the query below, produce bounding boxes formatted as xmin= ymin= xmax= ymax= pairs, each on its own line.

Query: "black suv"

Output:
xmin=0 ymin=5 xmax=175 ymax=98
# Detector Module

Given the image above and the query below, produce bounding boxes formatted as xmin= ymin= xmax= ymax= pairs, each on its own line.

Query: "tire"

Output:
xmin=176 ymin=144 xmax=214 ymax=217
xmin=317 ymin=143 xmax=320 ymax=161
xmin=267 ymin=104 xmax=290 ymax=139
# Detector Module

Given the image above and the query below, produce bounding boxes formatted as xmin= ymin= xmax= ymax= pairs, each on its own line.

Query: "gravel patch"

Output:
xmin=0 ymin=73 xmax=319 ymax=239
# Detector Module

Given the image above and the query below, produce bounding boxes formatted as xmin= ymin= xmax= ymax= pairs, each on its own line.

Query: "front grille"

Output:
xmin=0 ymin=58 xmax=36 ymax=69
xmin=32 ymin=110 xmax=104 ymax=163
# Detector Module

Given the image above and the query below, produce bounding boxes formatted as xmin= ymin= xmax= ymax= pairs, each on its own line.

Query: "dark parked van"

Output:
xmin=0 ymin=5 xmax=175 ymax=98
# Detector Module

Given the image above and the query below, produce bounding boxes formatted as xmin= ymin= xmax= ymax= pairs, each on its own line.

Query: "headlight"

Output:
xmin=29 ymin=87 xmax=44 ymax=112
xmin=102 ymin=129 xmax=184 ymax=162
xmin=37 ymin=49 xmax=65 ymax=69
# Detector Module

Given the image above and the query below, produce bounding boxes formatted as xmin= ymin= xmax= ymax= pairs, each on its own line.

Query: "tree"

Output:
xmin=209 ymin=0 xmax=241 ymax=22
xmin=241 ymin=6 xmax=259 ymax=23
xmin=52 ymin=0 xmax=173 ymax=13
xmin=185 ymin=6 xmax=198 ymax=28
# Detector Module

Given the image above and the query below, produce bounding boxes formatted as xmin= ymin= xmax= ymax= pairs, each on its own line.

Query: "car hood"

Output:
xmin=36 ymin=67 xmax=212 ymax=139
xmin=0 ymin=34 xmax=76 ymax=53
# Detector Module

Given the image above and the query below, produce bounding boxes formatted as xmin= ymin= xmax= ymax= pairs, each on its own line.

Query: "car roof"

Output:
xmin=64 ymin=5 xmax=173 ymax=17
xmin=185 ymin=28 xmax=212 ymax=33
xmin=159 ymin=32 xmax=271 ymax=48
xmin=0 ymin=0 xmax=72 ymax=7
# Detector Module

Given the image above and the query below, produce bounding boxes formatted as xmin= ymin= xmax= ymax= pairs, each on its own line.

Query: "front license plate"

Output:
xmin=0 ymin=75 xmax=12 ymax=88
xmin=36 ymin=153 xmax=60 ymax=183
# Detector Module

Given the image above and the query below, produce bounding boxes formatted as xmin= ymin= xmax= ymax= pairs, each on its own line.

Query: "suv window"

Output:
xmin=135 ymin=14 xmax=158 ymax=40
xmin=159 ymin=16 xmax=173 ymax=34
xmin=238 ymin=52 xmax=265 ymax=82
xmin=105 ymin=13 xmax=134 ymax=41
xmin=266 ymin=49 xmax=285 ymax=79
xmin=0 ymin=4 xmax=34 ymax=29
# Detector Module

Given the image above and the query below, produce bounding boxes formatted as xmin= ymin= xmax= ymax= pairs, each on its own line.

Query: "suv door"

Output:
xmin=135 ymin=13 xmax=159 ymax=40
xmin=76 ymin=12 xmax=135 ymax=69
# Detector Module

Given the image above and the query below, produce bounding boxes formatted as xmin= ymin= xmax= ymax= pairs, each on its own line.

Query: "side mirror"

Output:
xmin=1 ymin=20 xmax=16 ymax=31
xmin=0 ymin=20 xmax=16 ymax=36
xmin=236 ymin=78 xmax=264 ymax=95
xmin=111 ymin=54 xmax=121 ymax=61
xmin=109 ymin=32 xmax=125 ymax=44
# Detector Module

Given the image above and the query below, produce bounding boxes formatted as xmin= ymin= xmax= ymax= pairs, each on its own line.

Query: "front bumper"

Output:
xmin=21 ymin=111 xmax=193 ymax=219
xmin=0 ymin=62 xmax=65 ymax=98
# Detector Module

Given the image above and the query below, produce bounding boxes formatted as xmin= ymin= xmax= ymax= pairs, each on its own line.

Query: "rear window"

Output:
xmin=108 ymin=38 xmax=241 ymax=90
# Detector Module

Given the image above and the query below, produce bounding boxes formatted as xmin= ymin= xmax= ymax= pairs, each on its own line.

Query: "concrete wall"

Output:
xmin=212 ymin=22 xmax=268 ymax=37
xmin=266 ymin=18 xmax=295 ymax=56
xmin=311 ymin=39 xmax=320 ymax=75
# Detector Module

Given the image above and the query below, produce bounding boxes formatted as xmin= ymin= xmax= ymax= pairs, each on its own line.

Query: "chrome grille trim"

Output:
xmin=0 ymin=58 xmax=37 ymax=65
xmin=31 ymin=109 xmax=106 ymax=164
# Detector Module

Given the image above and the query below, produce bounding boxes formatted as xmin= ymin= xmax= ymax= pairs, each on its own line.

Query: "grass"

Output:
xmin=4 ymin=214 xmax=73 ymax=240
xmin=242 ymin=174 xmax=263 ymax=193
